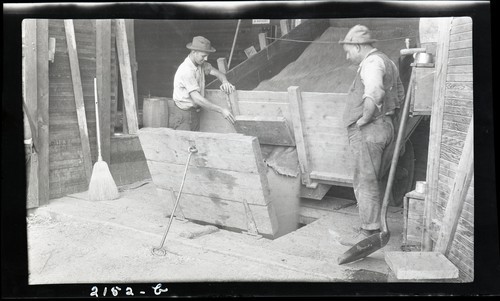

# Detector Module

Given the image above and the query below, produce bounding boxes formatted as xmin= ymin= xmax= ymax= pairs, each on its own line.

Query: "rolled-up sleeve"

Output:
xmin=360 ymin=56 xmax=386 ymax=110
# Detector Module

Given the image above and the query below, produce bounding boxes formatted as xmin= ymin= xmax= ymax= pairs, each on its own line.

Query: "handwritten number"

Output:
xmin=90 ymin=286 xmax=98 ymax=297
xmin=111 ymin=286 xmax=121 ymax=296
xmin=126 ymin=287 xmax=134 ymax=296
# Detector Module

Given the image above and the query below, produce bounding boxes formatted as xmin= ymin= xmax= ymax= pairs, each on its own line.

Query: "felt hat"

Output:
xmin=186 ymin=36 xmax=216 ymax=53
xmin=339 ymin=25 xmax=378 ymax=44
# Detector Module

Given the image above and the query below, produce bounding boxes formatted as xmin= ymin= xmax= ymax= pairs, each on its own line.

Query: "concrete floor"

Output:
xmin=27 ymin=180 xmax=406 ymax=284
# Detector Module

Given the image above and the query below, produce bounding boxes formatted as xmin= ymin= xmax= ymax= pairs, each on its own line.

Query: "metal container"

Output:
xmin=414 ymin=52 xmax=434 ymax=64
xmin=143 ymin=97 xmax=169 ymax=128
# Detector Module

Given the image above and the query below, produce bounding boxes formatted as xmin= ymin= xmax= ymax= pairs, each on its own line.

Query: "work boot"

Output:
xmin=338 ymin=228 xmax=381 ymax=247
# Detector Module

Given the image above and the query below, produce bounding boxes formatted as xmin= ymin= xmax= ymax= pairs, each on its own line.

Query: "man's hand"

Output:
xmin=220 ymin=81 xmax=235 ymax=94
xmin=221 ymin=108 xmax=235 ymax=124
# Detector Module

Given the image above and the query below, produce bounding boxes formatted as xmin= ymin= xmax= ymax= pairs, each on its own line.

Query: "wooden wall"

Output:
xmin=428 ymin=17 xmax=474 ymax=282
xmin=46 ymin=20 xmax=149 ymax=200
xmin=48 ymin=20 xmax=98 ymax=199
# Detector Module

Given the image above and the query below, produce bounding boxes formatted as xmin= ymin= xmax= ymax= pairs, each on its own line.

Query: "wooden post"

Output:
xmin=110 ymin=20 xmax=118 ymax=134
xmin=23 ymin=19 xmax=39 ymax=208
xmin=288 ymin=86 xmax=313 ymax=188
xmin=217 ymin=57 xmax=228 ymax=74
xmin=422 ymin=18 xmax=453 ymax=251
xmin=96 ymin=19 xmax=112 ymax=163
xmin=228 ymin=92 xmax=240 ymax=116
xmin=37 ymin=19 xmax=50 ymax=205
xmin=280 ymin=19 xmax=289 ymax=36
xmin=258 ymin=32 xmax=267 ymax=51
xmin=434 ymin=117 xmax=473 ymax=255
xmin=125 ymin=19 xmax=139 ymax=119
xmin=64 ymin=19 xmax=93 ymax=183
xmin=116 ymin=19 xmax=139 ymax=134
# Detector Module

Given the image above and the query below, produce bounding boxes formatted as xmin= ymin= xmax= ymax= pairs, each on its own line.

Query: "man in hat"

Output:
xmin=172 ymin=36 xmax=236 ymax=131
xmin=337 ymin=25 xmax=405 ymax=246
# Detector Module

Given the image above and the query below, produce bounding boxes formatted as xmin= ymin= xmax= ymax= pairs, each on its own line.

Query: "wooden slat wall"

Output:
xmin=48 ymin=20 xmax=98 ymax=199
xmin=431 ymin=17 xmax=474 ymax=282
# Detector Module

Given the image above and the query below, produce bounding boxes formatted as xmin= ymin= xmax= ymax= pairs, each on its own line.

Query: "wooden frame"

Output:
xmin=422 ymin=17 xmax=453 ymax=251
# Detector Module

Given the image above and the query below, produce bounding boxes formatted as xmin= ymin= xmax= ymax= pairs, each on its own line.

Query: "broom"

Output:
xmin=88 ymin=77 xmax=120 ymax=201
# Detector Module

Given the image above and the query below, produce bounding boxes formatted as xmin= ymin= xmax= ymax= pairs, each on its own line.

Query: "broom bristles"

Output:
xmin=88 ymin=161 xmax=120 ymax=201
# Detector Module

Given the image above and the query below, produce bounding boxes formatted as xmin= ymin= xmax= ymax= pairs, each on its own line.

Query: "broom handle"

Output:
xmin=94 ymin=78 xmax=103 ymax=162
xmin=380 ymin=67 xmax=415 ymax=232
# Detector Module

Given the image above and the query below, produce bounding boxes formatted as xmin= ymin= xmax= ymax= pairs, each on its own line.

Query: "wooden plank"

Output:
xmin=217 ymin=57 xmax=228 ymax=73
xmin=200 ymin=89 xmax=237 ymax=133
xmin=448 ymin=56 xmax=472 ymax=66
xmin=116 ymin=19 xmax=139 ymax=134
xmin=24 ymin=19 xmax=39 ymax=207
xmin=236 ymin=90 xmax=289 ymax=103
xmin=111 ymin=20 xmax=118 ymax=134
xmin=288 ymin=86 xmax=313 ymax=187
xmin=447 ymin=65 xmax=473 ymax=74
xmin=423 ymin=18 xmax=453 ymax=251
xmin=448 ymin=48 xmax=472 ymax=58
xmin=446 ymin=73 xmax=473 ymax=82
xmin=138 ymin=128 xmax=260 ymax=172
xmin=64 ymin=19 xmax=93 ymax=183
xmin=125 ymin=19 xmax=139 ymax=113
xmin=37 ymin=19 xmax=50 ymax=206
xmin=258 ymin=32 xmax=267 ymax=51
xmin=435 ymin=118 xmax=473 ymax=255
xmin=452 ymin=17 xmax=472 ymax=26
xmin=309 ymin=171 xmax=353 ymax=185
xmin=148 ymin=161 xmax=268 ymax=206
xmin=234 ymin=115 xmax=295 ymax=146
xmin=449 ymin=31 xmax=472 ymax=42
xmin=280 ymin=19 xmax=289 ymax=36
xmin=228 ymin=92 xmax=240 ymax=115
xmin=450 ymin=23 xmax=472 ymax=35
xmin=96 ymin=19 xmax=112 ymax=163
xmin=157 ymin=188 xmax=277 ymax=236
xmin=449 ymin=39 xmax=472 ymax=51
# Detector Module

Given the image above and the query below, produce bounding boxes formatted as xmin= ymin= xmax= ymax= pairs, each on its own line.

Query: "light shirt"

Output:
xmin=173 ymin=56 xmax=213 ymax=110
xmin=358 ymin=48 xmax=389 ymax=111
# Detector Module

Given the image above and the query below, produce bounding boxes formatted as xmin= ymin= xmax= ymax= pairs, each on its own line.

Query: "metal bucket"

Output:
xmin=143 ymin=97 xmax=169 ymax=128
xmin=414 ymin=52 xmax=434 ymax=64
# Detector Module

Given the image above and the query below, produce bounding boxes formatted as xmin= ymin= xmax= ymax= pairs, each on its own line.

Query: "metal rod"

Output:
xmin=155 ymin=146 xmax=197 ymax=251
xmin=228 ymin=19 xmax=241 ymax=69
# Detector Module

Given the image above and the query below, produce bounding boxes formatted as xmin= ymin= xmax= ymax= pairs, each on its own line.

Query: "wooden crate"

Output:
xmin=402 ymin=190 xmax=426 ymax=250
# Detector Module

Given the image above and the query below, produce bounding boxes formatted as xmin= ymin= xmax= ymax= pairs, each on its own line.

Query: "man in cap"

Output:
xmin=172 ymin=36 xmax=236 ymax=131
xmin=337 ymin=25 xmax=405 ymax=246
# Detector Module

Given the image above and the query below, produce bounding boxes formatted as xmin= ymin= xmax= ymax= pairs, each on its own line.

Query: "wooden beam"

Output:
xmin=116 ymin=19 xmax=139 ymax=134
xmin=96 ymin=19 xmax=112 ymax=163
xmin=217 ymin=57 xmax=228 ymax=74
xmin=228 ymin=92 xmax=240 ymax=116
xmin=280 ymin=19 xmax=289 ymax=36
xmin=258 ymin=32 xmax=267 ymax=51
xmin=422 ymin=17 xmax=453 ymax=251
xmin=233 ymin=115 xmax=295 ymax=146
xmin=288 ymin=86 xmax=313 ymax=187
xmin=37 ymin=19 xmax=50 ymax=206
xmin=23 ymin=19 xmax=39 ymax=208
xmin=64 ymin=19 xmax=93 ymax=183
xmin=434 ymin=117 xmax=473 ymax=255
xmin=125 ymin=19 xmax=138 ymax=115
xmin=110 ymin=20 xmax=118 ymax=134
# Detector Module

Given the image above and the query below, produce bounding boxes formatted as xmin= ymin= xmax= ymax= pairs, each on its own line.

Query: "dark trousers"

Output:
xmin=347 ymin=116 xmax=394 ymax=230
xmin=170 ymin=105 xmax=200 ymax=131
